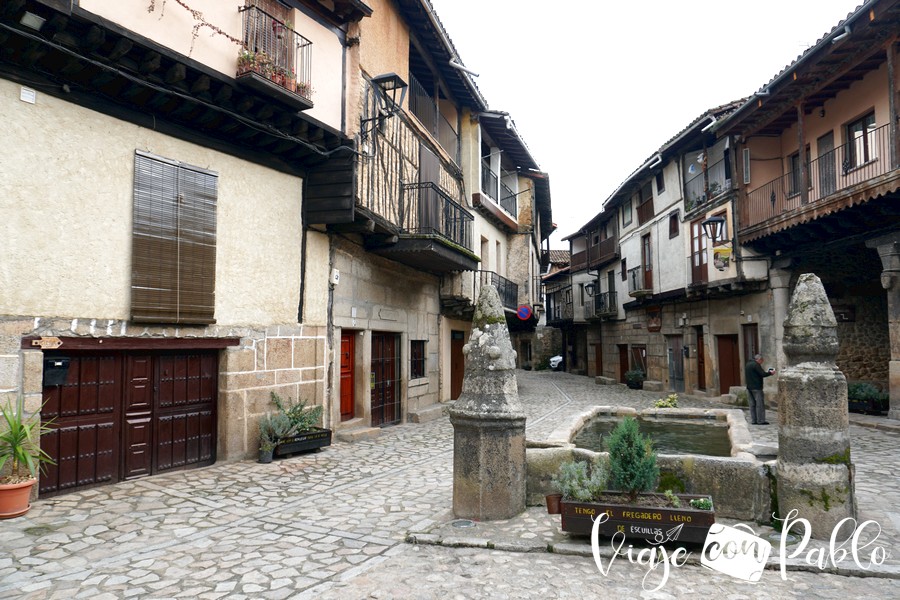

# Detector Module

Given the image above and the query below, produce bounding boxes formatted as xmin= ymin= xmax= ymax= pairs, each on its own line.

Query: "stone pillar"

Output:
xmin=449 ymin=285 xmax=526 ymax=520
xmin=865 ymin=233 xmax=900 ymax=420
xmin=777 ymin=273 xmax=855 ymax=539
xmin=769 ymin=263 xmax=793 ymax=374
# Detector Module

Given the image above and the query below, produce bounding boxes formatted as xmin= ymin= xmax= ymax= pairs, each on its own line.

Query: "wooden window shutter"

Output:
xmin=132 ymin=151 xmax=217 ymax=324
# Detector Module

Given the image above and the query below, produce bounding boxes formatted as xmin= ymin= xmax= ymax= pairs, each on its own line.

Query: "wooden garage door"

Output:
xmin=40 ymin=351 xmax=217 ymax=497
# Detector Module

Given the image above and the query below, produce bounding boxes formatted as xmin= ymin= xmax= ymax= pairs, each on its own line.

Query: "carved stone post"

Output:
xmin=866 ymin=233 xmax=900 ymax=420
xmin=449 ymin=285 xmax=526 ymax=520
xmin=777 ymin=273 xmax=855 ymax=539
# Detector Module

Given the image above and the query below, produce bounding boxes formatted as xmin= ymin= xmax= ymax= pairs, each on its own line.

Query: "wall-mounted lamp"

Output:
xmin=701 ymin=215 xmax=727 ymax=244
xmin=584 ymin=282 xmax=597 ymax=297
xmin=361 ymin=73 xmax=408 ymax=140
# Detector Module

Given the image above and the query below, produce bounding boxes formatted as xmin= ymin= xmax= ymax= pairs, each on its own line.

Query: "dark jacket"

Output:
xmin=745 ymin=360 xmax=772 ymax=390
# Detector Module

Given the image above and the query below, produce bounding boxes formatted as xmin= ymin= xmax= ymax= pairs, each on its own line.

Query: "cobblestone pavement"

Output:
xmin=1 ymin=371 xmax=898 ymax=599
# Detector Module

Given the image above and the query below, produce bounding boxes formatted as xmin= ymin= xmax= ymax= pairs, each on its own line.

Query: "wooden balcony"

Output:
xmin=569 ymin=237 xmax=619 ymax=272
xmin=740 ymin=123 xmax=900 ymax=244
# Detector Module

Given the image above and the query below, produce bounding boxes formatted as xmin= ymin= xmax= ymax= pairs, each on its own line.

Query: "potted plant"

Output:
xmin=624 ymin=369 xmax=645 ymax=390
xmin=0 ymin=400 xmax=55 ymax=519
xmin=558 ymin=417 xmax=715 ymax=544
xmin=257 ymin=412 xmax=291 ymax=464
xmin=269 ymin=392 xmax=331 ymax=457
xmin=237 ymin=49 xmax=257 ymax=76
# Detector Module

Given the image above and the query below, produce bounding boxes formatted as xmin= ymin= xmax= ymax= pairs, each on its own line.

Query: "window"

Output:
xmin=655 ymin=171 xmax=665 ymax=194
xmin=846 ymin=112 xmax=876 ymax=169
xmin=132 ymin=151 xmax=217 ymax=324
xmin=668 ymin=211 xmax=680 ymax=238
xmin=622 ymin=198 xmax=632 ymax=227
xmin=410 ymin=340 xmax=426 ymax=379
xmin=620 ymin=259 xmax=627 ymax=281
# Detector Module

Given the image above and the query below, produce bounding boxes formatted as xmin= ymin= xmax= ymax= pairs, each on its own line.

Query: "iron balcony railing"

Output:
xmin=585 ymin=291 xmax=617 ymax=319
xmin=409 ymin=74 xmax=459 ymax=163
xmin=744 ymin=123 xmax=893 ymax=229
xmin=479 ymin=160 xmax=518 ymax=219
xmin=684 ymin=158 xmax=730 ymax=211
xmin=546 ymin=290 xmax=574 ymax=323
xmin=238 ymin=4 xmax=312 ymax=99
xmin=475 ymin=270 xmax=518 ymax=310
xmin=627 ymin=265 xmax=651 ymax=296
xmin=400 ymin=182 xmax=473 ymax=249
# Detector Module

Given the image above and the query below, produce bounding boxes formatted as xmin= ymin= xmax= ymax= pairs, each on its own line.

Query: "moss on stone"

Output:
xmin=816 ymin=447 xmax=851 ymax=466
xmin=657 ymin=471 xmax=686 ymax=494
xmin=765 ymin=464 xmax=781 ymax=530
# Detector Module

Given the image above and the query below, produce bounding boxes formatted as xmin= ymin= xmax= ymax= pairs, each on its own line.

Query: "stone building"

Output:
xmin=0 ymin=0 xmax=553 ymax=498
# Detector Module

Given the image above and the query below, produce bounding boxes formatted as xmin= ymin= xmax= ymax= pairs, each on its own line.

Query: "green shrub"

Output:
xmin=271 ymin=392 xmax=323 ymax=433
xmin=654 ymin=393 xmax=678 ymax=409
xmin=552 ymin=458 xmax=608 ymax=502
xmin=690 ymin=497 xmax=713 ymax=511
xmin=663 ymin=489 xmax=681 ymax=508
xmin=607 ymin=417 xmax=659 ymax=502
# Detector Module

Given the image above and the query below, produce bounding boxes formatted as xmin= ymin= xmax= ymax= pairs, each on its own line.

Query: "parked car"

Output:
xmin=550 ymin=355 xmax=563 ymax=371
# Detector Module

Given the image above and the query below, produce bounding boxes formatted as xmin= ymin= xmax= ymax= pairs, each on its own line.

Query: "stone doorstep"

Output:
xmin=405 ymin=530 xmax=900 ymax=580
xmin=407 ymin=402 xmax=451 ymax=424
xmin=334 ymin=426 xmax=382 ymax=443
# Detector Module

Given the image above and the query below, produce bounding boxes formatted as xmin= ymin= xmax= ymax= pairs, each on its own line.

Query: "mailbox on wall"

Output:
xmin=42 ymin=357 xmax=70 ymax=387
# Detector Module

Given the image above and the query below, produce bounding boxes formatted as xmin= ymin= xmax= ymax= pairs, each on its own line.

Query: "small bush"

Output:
xmin=607 ymin=417 xmax=659 ymax=502
xmin=690 ymin=497 xmax=713 ymax=511
xmin=271 ymin=392 xmax=323 ymax=433
xmin=552 ymin=458 xmax=608 ymax=502
xmin=663 ymin=489 xmax=681 ymax=508
xmin=654 ymin=393 xmax=679 ymax=409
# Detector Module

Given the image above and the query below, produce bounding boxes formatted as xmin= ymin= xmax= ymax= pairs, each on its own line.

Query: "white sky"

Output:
xmin=427 ymin=0 xmax=861 ymax=248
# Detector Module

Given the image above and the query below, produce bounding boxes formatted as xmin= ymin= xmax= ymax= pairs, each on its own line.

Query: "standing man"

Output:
xmin=745 ymin=354 xmax=775 ymax=425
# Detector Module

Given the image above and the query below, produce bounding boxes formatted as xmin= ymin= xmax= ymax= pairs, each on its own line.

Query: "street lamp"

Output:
xmin=370 ymin=72 xmax=408 ymax=117
xmin=701 ymin=215 xmax=727 ymax=244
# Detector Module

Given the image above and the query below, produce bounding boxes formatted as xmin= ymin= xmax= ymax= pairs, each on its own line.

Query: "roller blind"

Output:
xmin=132 ymin=151 xmax=217 ymax=324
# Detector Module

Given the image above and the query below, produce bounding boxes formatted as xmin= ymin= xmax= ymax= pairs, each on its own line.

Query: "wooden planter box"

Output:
xmin=274 ymin=428 xmax=332 ymax=457
xmin=560 ymin=493 xmax=715 ymax=545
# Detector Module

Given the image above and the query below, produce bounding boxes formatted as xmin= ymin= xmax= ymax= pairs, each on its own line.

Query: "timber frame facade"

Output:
xmin=0 ymin=0 xmax=552 ymax=497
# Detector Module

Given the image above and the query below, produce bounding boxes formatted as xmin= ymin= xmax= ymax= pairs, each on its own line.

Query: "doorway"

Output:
xmin=618 ymin=344 xmax=629 ymax=383
xmin=695 ymin=326 xmax=706 ymax=391
xmin=667 ymin=335 xmax=685 ymax=392
xmin=716 ymin=335 xmax=741 ymax=395
xmin=371 ymin=332 xmax=401 ymax=426
xmin=450 ymin=330 xmax=465 ymax=400
xmin=40 ymin=350 xmax=218 ymax=497
xmin=340 ymin=332 xmax=355 ymax=421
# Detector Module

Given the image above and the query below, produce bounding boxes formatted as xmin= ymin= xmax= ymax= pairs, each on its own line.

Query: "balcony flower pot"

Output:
xmin=0 ymin=400 xmax=55 ymax=519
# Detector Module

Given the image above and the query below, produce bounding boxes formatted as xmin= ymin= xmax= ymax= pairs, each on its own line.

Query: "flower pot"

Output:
xmin=545 ymin=493 xmax=562 ymax=515
xmin=274 ymin=428 xmax=332 ymax=457
xmin=560 ymin=493 xmax=715 ymax=545
xmin=258 ymin=448 xmax=274 ymax=464
xmin=0 ymin=479 xmax=37 ymax=519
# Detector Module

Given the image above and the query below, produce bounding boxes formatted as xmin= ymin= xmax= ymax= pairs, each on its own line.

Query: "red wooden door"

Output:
xmin=691 ymin=219 xmax=708 ymax=285
xmin=696 ymin=327 xmax=707 ymax=391
xmin=450 ymin=330 xmax=465 ymax=400
xmin=371 ymin=333 xmax=401 ymax=426
xmin=618 ymin=345 xmax=629 ymax=383
xmin=716 ymin=335 xmax=741 ymax=395
xmin=340 ymin=332 xmax=355 ymax=421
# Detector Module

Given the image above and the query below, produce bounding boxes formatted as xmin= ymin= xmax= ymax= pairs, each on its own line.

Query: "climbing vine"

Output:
xmin=147 ymin=0 xmax=244 ymax=54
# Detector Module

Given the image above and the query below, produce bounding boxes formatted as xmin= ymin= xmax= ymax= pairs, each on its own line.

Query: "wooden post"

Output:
xmin=887 ymin=39 xmax=898 ymax=170
xmin=797 ymin=102 xmax=808 ymax=205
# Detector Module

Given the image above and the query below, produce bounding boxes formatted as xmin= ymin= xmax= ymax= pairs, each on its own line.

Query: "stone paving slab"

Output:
xmin=1 ymin=371 xmax=898 ymax=599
